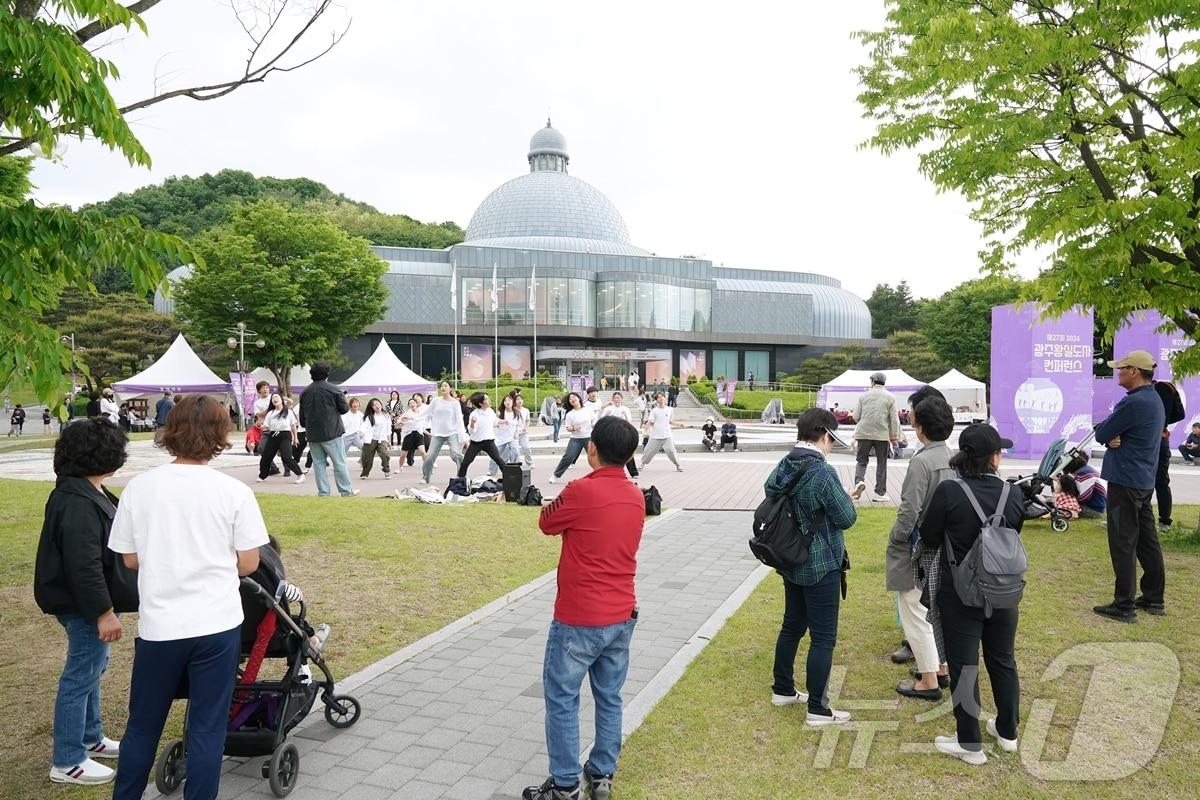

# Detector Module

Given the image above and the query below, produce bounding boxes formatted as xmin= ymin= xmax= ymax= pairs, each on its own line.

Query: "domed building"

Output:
xmin=352 ymin=121 xmax=876 ymax=386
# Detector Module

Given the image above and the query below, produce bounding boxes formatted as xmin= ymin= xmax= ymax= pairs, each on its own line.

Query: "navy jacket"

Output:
xmin=1094 ymin=384 xmax=1165 ymax=490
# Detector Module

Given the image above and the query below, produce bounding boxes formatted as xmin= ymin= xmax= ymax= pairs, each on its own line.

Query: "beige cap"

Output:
xmin=1108 ymin=350 xmax=1155 ymax=371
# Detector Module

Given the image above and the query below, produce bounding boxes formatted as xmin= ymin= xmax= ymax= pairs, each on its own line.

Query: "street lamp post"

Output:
xmin=60 ymin=333 xmax=77 ymax=401
xmin=225 ymin=322 xmax=265 ymax=431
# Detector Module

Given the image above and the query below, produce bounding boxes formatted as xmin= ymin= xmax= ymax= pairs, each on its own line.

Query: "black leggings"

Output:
xmin=259 ymin=432 xmax=302 ymax=479
xmin=458 ymin=439 xmax=505 ymax=477
xmin=401 ymin=431 xmax=425 ymax=465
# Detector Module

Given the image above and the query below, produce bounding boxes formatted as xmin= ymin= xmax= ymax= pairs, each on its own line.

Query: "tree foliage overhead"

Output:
xmin=174 ymin=200 xmax=389 ymax=395
xmin=866 ymin=281 xmax=921 ymax=339
xmin=857 ymin=1 xmax=1200 ymax=373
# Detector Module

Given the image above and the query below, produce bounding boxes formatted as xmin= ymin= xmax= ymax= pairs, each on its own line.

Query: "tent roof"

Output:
xmin=930 ymin=368 xmax=986 ymax=390
xmin=249 ymin=365 xmax=312 ymax=389
xmin=112 ymin=334 xmax=230 ymax=394
xmin=339 ymin=341 xmax=435 ymax=395
xmin=821 ymin=369 xmax=923 ymax=389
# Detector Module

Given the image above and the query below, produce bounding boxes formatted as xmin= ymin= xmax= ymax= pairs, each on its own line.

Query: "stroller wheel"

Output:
xmin=323 ymin=694 xmax=362 ymax=729
xmin=1051 ymin=515 xmax=1070 ymax=533
xmin=154 ymin=738 xmax=186 ymax=795
xmin=268 ymin=742 xmax=300 ymax=797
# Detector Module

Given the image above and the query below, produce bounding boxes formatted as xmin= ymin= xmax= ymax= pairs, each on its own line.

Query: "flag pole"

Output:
xmin=451 ymin=259 xmax=458 ymax=391
xmin=531 ymin=261 xmax=537 ymax=408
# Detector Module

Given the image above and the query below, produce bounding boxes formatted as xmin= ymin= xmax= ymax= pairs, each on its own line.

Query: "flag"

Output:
xmin=490 ymin=263 xmax=499 ymax=312
xmin=529 ymin=264 xmax=536 ymax=311
xmin=450 ymin=260 xmax=457 ymax=311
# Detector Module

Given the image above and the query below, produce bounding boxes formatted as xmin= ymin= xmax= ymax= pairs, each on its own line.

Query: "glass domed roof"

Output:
xmin=464 ymin=122 xmax=648 ymax=256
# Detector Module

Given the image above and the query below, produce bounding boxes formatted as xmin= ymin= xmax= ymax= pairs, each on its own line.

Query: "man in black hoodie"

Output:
xmin=34 ymin=418 xmax=138 ymax=785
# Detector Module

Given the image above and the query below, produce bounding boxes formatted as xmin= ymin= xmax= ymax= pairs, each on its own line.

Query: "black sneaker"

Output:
xmin=583 ymin=762 xmax=612 ymax=800
xmin=522 ymin=778 xmax=581 ymax=800
xmin=1134 ymin=597 xmax=1166 ymax=616
xmin=1093 ymin=604 xmax=1138 ymax=623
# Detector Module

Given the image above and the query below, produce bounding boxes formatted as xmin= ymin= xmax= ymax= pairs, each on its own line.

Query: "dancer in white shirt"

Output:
xmin=358 ymin=398 xmax=392 ymax=479
xmin=397 ymin=398 xmax=427 ymax=470
xmin=257 ymin=394 xmax=305 ymax=483
xmin=421 ymin=382 xmax=467 ymax=484
xmin=549 ymin=393 xmax=592 ymax=483
xmin=458 ymin=393 xmax=507 ymax=478
xmin=488 ymin=394 xmax=519 ymax=477
xmin=641 ymin=391 xmax=683 ymax=472
xmin=341 ymin=397 xmax=363 ymax=454
xmin=600 ymin=392 xmax=639 ymax=480
xmin=513 ymin=395 xmax=534 ymax=467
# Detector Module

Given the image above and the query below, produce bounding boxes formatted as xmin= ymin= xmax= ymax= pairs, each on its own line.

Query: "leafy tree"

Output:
xmin=312 ymin=200 xmax=465 ymax=249
xmin=876 ymin=330 xmax=947 ymax=383
xmin=857 ymin=1 xmax=1200 ymax=373
xmin=866 ymin=281 xmax=920 ymax=338
xmin=64 ymin=297 xmax=180 ymax=392
xmin=1 ymin=0 xmax=341 ymax=405
xmin=920 ymin=276 xmax=1025 ymax=382
xmin=174 ymin=201 xmax=389 ymax=395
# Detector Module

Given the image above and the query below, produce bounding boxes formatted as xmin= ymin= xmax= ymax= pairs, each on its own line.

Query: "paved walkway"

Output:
xmin=186 ymin=510 xmax=763 ymax=799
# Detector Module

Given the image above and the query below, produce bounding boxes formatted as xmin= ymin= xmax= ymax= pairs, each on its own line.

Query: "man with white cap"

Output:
xmin=1092 ymin=349 xmax=1167 ymax=622
xmin=852 ymin=372 xmax=900 ymax=501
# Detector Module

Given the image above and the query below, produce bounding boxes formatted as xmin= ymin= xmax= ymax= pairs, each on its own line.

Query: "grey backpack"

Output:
xmin=945 ymin=478 xmax=1028 ymax=616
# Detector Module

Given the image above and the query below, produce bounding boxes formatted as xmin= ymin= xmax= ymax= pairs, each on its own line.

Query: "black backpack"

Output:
xmin=945 ymin=479 xmax=1028 ymax=617
xmin=519 ymin=485 xmax=543 ymax=506
xmin=749 ymin=460 xmax=823 ymax=570
xmin=642 ymin=485 xmax=662 ymax=516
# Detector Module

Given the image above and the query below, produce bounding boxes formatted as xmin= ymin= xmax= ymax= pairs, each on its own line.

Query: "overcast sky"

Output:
xmin=29 ymin=0 xmax=1035 ymax=300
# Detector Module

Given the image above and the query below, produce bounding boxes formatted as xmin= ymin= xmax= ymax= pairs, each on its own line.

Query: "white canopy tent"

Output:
xmin=930 ymin=368 xmax=988 ymax=422
xmin=112 ymin=334 xmax=230 ymax=397
xmin=817 ymin=369 xmax=924 ymax=413
xmin=248 ymin=365 xmax=312 ymax=393
xmin=339 ymin=341 xmax=435 ymax=396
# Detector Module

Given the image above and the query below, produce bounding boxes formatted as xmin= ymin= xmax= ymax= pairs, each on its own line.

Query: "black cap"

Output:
xmin=958 ymin=423 xmax=1013 ymax=455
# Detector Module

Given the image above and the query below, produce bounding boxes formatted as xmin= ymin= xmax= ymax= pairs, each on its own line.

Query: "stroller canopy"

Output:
xmin=761 ymin=397 xmax=785 ymax=423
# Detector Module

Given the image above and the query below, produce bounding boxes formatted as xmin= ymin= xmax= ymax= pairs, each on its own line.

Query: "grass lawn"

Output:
xmin=0 ymin=432 xmax=154 ymax=455
xmin=691 ymin=383 xmax=816 ymax=418
xmin=0 ymin=478 xmax=556 ymax=800
xmin=617 ymin=507 xmax=1200 ymax=799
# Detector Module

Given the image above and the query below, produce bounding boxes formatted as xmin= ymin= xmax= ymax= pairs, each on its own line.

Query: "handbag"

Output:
xmin=642 ymin=485 xmax=662 ymax=516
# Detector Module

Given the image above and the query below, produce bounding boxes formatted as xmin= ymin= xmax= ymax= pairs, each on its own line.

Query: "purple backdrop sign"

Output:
xmin=991 ymin=304 xmax=1094 ymax=458
xmin=1111 ymin=311 xmax=1200 ymax=446
xmin=1092 ymin=377 xmax=1115 ymax=423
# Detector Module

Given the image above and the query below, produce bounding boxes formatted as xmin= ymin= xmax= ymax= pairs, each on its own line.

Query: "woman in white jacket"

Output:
xmin=358 ymin=398 xmax=392 ymax=479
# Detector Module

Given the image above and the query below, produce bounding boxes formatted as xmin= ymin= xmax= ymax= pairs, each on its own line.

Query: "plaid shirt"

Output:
xmin=764 ymin=447 xmax=857 ymax=585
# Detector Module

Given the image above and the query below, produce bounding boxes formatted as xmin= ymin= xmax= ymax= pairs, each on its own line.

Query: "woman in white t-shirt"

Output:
xmin=257 ymin=394 xmax=305 ymax=483
xmin=600 ymin=391 xmax=639 ymax=480
xmin=641 ymin=391 xmax=683 ymax=472
xmin=397 ymin=398 xmax=427 ymax=470
xmin=358 ymin=398 xmax=393 ymax=479
xmin=457 ymin=393 xmax=507 ymax=478
xmin=488 ymin=394 xmax=519 ymax=477
xmin=513 ymin=394 xmax=534 ymax=467
xmin=108 ymin=395 xmax=269 ymax=800
xmin=412 ymin=392 xmax=433 ymax=454
xmin=341 ymin=397 xmax=364 ymax=454
xmin=549 ymin=392 xmax=592 ymax=483
xmin=421 ymin=382 xmax=466 ymax=484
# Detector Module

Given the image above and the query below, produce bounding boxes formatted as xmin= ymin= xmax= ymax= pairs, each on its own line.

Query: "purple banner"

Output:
xmin=724 ymin=379 xmax=738 ymax=406
xmin=990 ymin=304 xmax=1094 ymax=458
xmin=1111 ymin=311 xmax=1200 ymax=447
xmin=230 ymin=372 xmax=257 ymax=418
xmin=1092 ymin=377 xmax=1115 ymax=423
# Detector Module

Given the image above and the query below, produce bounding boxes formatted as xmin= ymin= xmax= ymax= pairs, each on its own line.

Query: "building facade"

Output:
xmin=347 ymin=121 xmax=877 ymax=387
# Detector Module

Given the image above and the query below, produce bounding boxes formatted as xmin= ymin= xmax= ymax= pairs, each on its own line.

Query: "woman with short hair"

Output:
xmin=257 ymin=393 xmax=304 ymax=484
xmin=919 ymin=423 xmax=1024 ymax=766
xmin=34 ymin=419 xmax=137 ymax=785
xmin=767 ymin=408 xmax=857 ymax=727
xmin=109 ymin=395 xmax=270 ymax=800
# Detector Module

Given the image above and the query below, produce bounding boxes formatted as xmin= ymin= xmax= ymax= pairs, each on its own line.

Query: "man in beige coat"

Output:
xmin=853 ymin=372 xmax=901 ymax=501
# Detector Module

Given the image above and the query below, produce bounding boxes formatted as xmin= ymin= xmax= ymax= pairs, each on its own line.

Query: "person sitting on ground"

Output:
xmin=701 ymin=417 xmax=717 ymax=451
xmin=718 ymin=420 xmax=740 ymax=452
xmin=34 ymin=418 xmax=137 ymax=785
xmin=1063 ymin=453 xmax=1106 ymax=518
xmin=1054 ymin=475 xmax=1082 ymax=520
xmin=1179 ymin=422 xmax=1200 ymax=464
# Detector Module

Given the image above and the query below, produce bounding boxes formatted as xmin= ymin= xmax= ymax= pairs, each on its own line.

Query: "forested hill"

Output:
xmin=82 ymin=169 xmax=465 ymax=249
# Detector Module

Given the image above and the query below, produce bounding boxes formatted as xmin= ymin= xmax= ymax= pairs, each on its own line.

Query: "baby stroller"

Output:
xmin=1007 ymin=432 xmax=1095 ymax=533
xmin=153 ymin=572 xmax=361 ymax=798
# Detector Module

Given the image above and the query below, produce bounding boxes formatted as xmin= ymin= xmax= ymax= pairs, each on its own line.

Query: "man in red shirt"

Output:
xmin=524 ymin=416 xmax=644 ymax=800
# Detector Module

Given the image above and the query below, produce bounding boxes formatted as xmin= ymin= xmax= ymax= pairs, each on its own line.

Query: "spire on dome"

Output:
xmin=528 ymin=120 xmax=569 ymax=173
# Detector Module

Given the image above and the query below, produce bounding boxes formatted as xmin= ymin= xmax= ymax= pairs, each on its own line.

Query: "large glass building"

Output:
xmin=346 ymin=121 xmax=876 ymax=387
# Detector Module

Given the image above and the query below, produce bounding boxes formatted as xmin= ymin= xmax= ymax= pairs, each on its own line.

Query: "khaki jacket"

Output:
xmin=853 ymin=386 xmax=900 ymax=443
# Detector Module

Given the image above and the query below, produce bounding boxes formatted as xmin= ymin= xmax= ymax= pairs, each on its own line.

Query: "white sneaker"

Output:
xmin=85 ymin=737 xmax=120 ymax=759
xmin=771 ymin=690 xmax=809 ymax=706
xmin=676 ymin=466 xmax=684 ymax=472
xmin=934 ymin=735 xmax=987 ymax=765
xmin=805 ymin=708 xmax=851 ymax=727
xmin=350 ymin=489 xmax=361 ymax=497
xmin=293 ymin=472 xmax=306 ymax=485
xmin=548 ymin=477 xmax=558 ymax=484
xmin=384 ymin=471 xmax=393 ymax=480
xmin=255 ymin=477 xmax=265 ymax=483
xmin=871 ymin=492 xmax=888 ymax=502
xmin=50 ymin=758 xmax=114 ymax=784
xmin=986 ymin=718 xmax=1018 ymax=752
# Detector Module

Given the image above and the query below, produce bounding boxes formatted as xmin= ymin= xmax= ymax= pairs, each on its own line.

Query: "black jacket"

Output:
xmin=34 ymin=476 xmax=139 ymax=619
xmin=298 ymin=379 xmax=349 ymax=443
xmin=920 ymin=474 xmax=1025 ymax=598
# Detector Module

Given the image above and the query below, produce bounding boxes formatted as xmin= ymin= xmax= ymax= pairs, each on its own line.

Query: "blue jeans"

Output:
xmin=553 ymin=437 xmax=589 ymax=478
xmin=53 ymin=613 xmax=110 ymax=768
xmin=308 ymin=437 xmax=355 ymax=496
xmin=422 ymin=433 xmax=463 ymax=483
xmin=543 ymin=618 xmax=636 ymax=786
xmin=113 ymin=626 xmax=240 ymax=800
xmin=772 ymin=569 xmax=841 ymax=713
xmin=552 ymin=418 xmax=562 ymax=442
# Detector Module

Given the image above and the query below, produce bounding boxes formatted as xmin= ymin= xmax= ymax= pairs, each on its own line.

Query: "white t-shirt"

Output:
xmin=583 ymin=399 xmax=601 ymax=418
xmin=108 ymin=464 xmax=269 ymax=641
xmin=341 ymin=410 xmax=363 ymax=437
xmin=264 ymin=409 xmax=296 ymax=433
xmin=414 ymin=402 xmax=432 ymax=431
xmin=512 ymin=407 xmax=529 ymax=437
xmin=399 ymin=408 xmax=424 ymax=436
xmin=100 ymin=397 xmax=119 ymax=423
xmin=253 ymin=396 xmax=270 ymax=415
xmin=494 ymin=410 xmax=516 ymax=445
xmin=601 ymin=404 xmax=632 ymax=423
xmin=564 ymin=408 xmax=593 ymax=439
xmin=360 ymin=412 xmax=391 ymax=443
xmin=648 ymin=405 xmax=674 ymax=439
xmin=469 ymin=408 xmax=497 ymax=441
xmin=429 ymin=397 xmax=465 ymax=438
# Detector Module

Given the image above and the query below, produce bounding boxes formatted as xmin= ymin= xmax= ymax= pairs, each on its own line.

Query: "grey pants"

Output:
xmin=854 ymin=439 xmax=889 ymax=494
xmin=641 ymin=437 xmax=680 ymax=468
xmin=421 ymin=434 xmax=464 ymax=483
